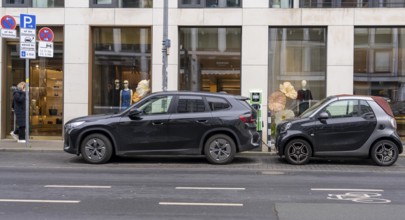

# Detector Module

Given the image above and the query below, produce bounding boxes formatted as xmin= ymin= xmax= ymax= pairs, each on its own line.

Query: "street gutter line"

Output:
xmin=311 ymin=188 xmax=384 ymax=192
xmin=176 ymin=187 xmax=245 ymax=190
xmin=44 ymin=185 xmax=111 ymax=189
xmin=159 ymin=202 xmax=243 ymax=207
xmin=0 ymin=199 xmax=80 ymax=203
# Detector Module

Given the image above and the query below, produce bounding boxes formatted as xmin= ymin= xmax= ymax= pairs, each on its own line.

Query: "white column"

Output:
xmin=218 ymin=28 xmax=226 ymax=52
xmin=113 ymin=28 xmax=122 ymax=52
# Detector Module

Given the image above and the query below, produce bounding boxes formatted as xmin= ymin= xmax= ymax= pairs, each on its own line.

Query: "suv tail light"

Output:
xmin=239 ymin=113 xmax=256 ymax=123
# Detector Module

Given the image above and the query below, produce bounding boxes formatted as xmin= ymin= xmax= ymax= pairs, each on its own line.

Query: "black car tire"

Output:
xmin=204 ymin=134 xmax=236 ymax=165
xmin=284 ymin=139 xmax=312 ymax=165
xmin=370 ymin=140 xmax=399 ymax=166
xmin=80 ymin=133 xmax=113 ymax=164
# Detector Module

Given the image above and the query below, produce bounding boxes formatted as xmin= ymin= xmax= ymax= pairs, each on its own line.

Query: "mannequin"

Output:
xmin=109 ymin=79 xmax=121 ymax=107
xmin=120 ymin=80 xmax=133 ymax=110
xmin=297 ymin=80 xmax=313 ymax=114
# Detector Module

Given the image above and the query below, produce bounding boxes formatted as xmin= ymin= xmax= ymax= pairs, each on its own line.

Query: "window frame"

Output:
xmin=90 ymin=0 xmax=117 ymax=8
xmin=3 ymin=0 xmax=32 ymax=7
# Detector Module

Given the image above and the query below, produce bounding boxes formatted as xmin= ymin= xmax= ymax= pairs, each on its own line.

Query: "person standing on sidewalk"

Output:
xmin=12 ymin=82 xmax=26 ymax=143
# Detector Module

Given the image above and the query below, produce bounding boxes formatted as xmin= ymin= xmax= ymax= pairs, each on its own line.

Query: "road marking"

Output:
xmin=0 ymin=199 xmax=80 ymax=204
xmin=44 ymin=185 xmax=111 ymax=189
xmin=175 ymin=187 xmax=245 ymax=191
xmin=159 ymin=202 xmax=243 ymax=207
xmin=311 ymin=188 xmax=384 ymax=192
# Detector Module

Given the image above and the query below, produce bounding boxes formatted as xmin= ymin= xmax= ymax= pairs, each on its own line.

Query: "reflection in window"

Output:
xmin=90 ymin=0 xmax=152 ymax=8
xmin=177 ymin=96 xmax=206 ymax=113
xmin=353 ymin=27 xmax=405 ymax=140
xmin=179 ymin=27 xmax=241 ymax=95
xmin=139 ymin=96 xmax=173 ymax=114
xmin=33 ymin=0 xmax=64 ymax=7
xmin=300 ymin=0 xmax=405 ymax=8
xmin=270 ymin=0 xmax=293 ymax=8
xmin=92 ymin=27 xmax=152 ymax=114
xmin=179 ymin=0 xmax=241 ymax=8
xmin=3 ymin=0 xmax=30 ymax=7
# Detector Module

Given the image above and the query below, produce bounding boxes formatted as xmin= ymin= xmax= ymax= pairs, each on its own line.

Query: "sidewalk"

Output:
xmin=0 ymin=139 xmax=63 ymax=152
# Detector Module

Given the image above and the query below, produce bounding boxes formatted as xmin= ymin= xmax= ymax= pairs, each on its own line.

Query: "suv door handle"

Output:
xmin=196 ymin=120 xmax=208 ymax=123
xmin=152 ymin=121 xmax=164 ymax=125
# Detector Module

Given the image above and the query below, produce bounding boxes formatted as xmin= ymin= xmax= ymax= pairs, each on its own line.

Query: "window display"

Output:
xmin=91 ymin=27 xmax=152 ymax=114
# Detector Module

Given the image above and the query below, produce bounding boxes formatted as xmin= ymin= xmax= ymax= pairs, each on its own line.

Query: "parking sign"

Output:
xmin=20 ymin=14 xmax=36 ymax=29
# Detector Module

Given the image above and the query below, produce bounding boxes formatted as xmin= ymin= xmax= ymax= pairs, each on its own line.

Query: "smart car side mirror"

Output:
xmin=128 ymin=108 xmax=143 ymax=119
xmin=318 ymin=112 xmax=329 ymax=120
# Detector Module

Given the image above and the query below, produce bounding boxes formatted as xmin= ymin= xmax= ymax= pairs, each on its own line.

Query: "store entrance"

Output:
xmin=5 ymin=42 xmax=64 ymax=139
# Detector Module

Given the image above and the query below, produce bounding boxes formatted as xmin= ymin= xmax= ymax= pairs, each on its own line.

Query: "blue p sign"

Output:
xmin=20 ymin=14 xmax=36 ymax=29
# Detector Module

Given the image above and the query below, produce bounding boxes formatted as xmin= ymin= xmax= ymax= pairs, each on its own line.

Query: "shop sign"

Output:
xmin=38 ymin=41 xmax=53 ymax=58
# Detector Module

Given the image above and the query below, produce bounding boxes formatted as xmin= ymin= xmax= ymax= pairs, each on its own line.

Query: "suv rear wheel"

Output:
xmin=81 ymin=133 xmax=113 ymax=164
xmin=204 ymin=134 xmax=236 ymax=165
xmin=370 ymin=140 xmax=398 ymax=166
xmin=284 ymin=139 xmax=312 ymax=165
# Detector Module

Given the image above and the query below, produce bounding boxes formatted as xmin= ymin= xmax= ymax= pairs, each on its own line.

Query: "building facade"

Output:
xmin=1 ymin=0 xmax=405 ymax=148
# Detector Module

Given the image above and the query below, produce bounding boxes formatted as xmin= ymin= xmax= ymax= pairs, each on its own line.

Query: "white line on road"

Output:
xmin=311 ymin=188 xmax=384 ymax=192
xmin=44 ymin=185 xmax=111 ymax=189
xmin=0 ymin=199 xmax=80 ymax=204
xmin=175 ymin=187 xmax=245 ymax=190
xmin=159 ymin=202 xmax=243 ymax=207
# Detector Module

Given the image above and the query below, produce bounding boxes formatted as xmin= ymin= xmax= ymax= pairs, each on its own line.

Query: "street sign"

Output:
xmin=1 ymin=15 xmax=17 ymax=29
xmin=20 ymin=14 xmax=36 ymax=59
xmin=1 ymin=15 xmax=17 ymax=38
xmin=38 ymin=27 xmax=54 ymax=42
xmin=38 ymin=41 xmax=53 ymax=58
xmin=20 ymin=14 xmax=36 ymax=29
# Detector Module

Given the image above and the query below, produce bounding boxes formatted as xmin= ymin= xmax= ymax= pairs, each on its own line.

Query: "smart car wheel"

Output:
xmin=284 ymin=139 xmax=312 ymax=165
xmin=204 ymin=134 xmax=236 ymax=165
xmin=80 ymin=133 xmax=113 ymax=164
xmin=371 ymin=140 xmax=398 ymax=166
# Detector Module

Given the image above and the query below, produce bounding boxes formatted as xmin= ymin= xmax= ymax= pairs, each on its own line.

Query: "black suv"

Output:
xmin=64 ymin=91 xmax=260 ymax=164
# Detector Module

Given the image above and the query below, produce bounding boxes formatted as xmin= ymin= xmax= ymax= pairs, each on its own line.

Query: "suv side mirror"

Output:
xmin=128 ymin=108 xmax=143 ymax=119
xmin=318 ymin=111 xmax=329 ymax=120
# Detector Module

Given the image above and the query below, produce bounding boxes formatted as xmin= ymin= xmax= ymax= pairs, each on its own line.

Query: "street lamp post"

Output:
xmin=162 ymin=0 xmax=170 ymax=91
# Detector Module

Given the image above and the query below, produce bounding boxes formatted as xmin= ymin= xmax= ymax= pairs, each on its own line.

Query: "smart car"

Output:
xmin=275 ymin=95 xmax=403 ymax=166
xmin=64 ymin=91 xmax=260 ymax=164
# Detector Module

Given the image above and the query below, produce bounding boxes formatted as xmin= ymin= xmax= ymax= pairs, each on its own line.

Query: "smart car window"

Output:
xmin=177 ymin=96 xmax=206 ymax=113
xmin=206 ymin=97 xmax=230 ymax=111
xmin=139 ymin=96 xmax=173 ymax=114
xmin=324 ymin=100 xmax=357 ymax=118
xmin=360 ymin=100 xmax=375 ymax=119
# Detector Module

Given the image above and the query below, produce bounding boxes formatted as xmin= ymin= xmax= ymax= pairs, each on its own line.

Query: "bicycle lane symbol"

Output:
xmin=327 ymin=192 xmax=391 ymax=204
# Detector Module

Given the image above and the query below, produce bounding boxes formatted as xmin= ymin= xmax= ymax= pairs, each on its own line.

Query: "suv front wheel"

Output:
xmin=80 ymin=133 xmax=113 ymax=164
xmin=204 ymin=134 xmax=236 ymax=165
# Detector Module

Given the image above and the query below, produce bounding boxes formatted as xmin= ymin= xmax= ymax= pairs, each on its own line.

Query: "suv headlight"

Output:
xmin=280 ymin=122 xmax=291 ymax=133
xmin=65 ymin=121 xmax=85 ymax=132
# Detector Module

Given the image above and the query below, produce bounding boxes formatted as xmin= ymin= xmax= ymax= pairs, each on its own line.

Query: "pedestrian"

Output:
xmin=12 ymin=81 xmax=26 ymax=143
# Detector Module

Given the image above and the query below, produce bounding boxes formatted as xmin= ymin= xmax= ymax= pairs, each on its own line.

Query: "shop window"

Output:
xmin=300 ymin=0 xmax=405 ymax=8
xmin=90 ymin=0 xmax=152 ymax=8
xmin=179 ymin=27 xmax=241 ymax=95
xmin=269 ymin=0 xmax=293 ymax=8
xmin=354 ymin=27 xmax=405 ymax=141
xmin=268 ymin=27 xmax=326 ymax=129
xmin=5 ymin=27 xmax=64 ymax=138
xmin=91 ymin=27 xmax=152 ymax=114
xmin=179 ymin=0 xmax=241 ymax=8
xmin=3 ymin=0 xmax=31 ymax=7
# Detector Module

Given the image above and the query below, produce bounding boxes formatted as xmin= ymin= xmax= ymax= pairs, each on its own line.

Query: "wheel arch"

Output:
xmin=75 ymin=127 xmax=117 ymax=155
xmin=280 ymin=135 xmax=314 ymax=157
xmin=199 ymin=128 xmax=240 ymax=154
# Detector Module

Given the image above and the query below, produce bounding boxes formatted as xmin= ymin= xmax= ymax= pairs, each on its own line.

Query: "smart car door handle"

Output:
xmin=196 ymin=120 xmax=208 ymax=123
xmin=152 ymin=122 xmax=164 ymax=125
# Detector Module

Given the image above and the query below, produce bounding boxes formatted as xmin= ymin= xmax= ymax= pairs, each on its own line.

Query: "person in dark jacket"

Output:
xmin=13 ymin=82 xmax=26 ymax=143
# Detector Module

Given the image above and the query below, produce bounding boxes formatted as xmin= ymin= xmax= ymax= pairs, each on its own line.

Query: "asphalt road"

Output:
xmin=1 ymin=152 xmax=405 ymax=220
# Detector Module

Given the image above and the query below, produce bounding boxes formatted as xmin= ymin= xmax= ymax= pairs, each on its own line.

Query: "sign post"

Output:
xmin=20 ymin=14 xmax=36 ymax=148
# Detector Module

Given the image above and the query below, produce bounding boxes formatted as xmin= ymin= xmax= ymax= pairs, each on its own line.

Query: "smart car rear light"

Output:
xmin=239 ymin=114 xmax=255 ymax=123
xmin=390 ymin=117 xmax=397 ymax=130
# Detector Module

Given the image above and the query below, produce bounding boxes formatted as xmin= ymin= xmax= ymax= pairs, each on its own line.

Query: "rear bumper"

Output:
xmin=239 ymin=130 xmax=261 ymax=152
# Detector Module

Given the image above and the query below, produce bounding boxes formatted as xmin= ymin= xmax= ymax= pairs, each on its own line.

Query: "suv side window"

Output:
xmin=206 ymin=96 xmax=230 ymax=111
xmin=324 ymin=100 xmax=358 ymax=118
xmin=139 ymin=95 xmax=173 ymax=115
xmin=177 ymin=96 xmax=206 ymax=113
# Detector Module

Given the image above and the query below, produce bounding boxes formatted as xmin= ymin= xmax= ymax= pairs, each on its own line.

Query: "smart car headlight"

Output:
xmin=280 ymin=122 xmax=291 ymax=133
